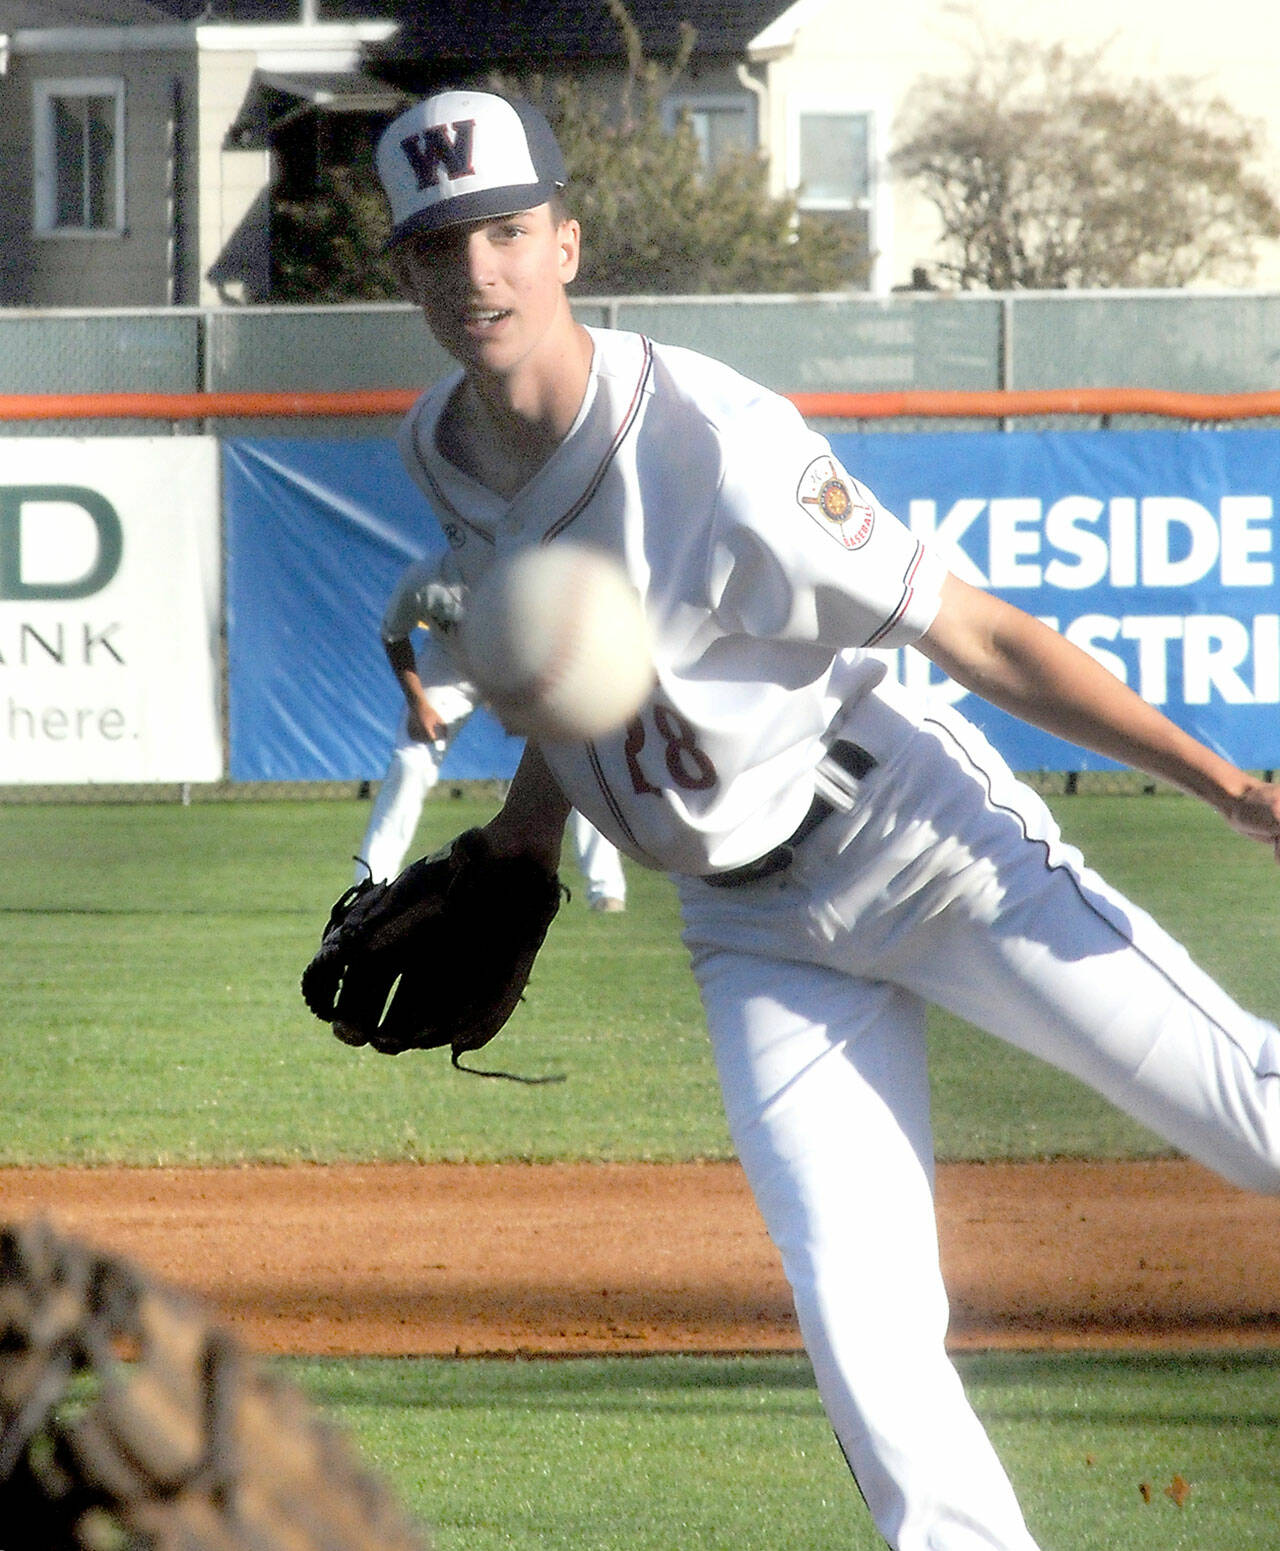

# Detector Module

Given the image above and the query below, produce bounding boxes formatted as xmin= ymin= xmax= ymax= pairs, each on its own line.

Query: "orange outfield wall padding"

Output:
xmin=2 ymin=387 xmax=1280 ymax=422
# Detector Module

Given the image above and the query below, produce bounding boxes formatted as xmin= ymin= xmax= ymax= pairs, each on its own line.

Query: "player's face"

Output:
xmin=393 ymin=205 xmax=581 ymax=379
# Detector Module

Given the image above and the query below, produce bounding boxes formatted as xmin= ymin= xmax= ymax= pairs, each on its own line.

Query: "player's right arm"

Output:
xmin=383 ymin=636 xmax=447 ymax=743
xmin=919 ymin=571 xmax=1280 ymax=856
xmin=380 ymin=558 xmax=467 ymax=744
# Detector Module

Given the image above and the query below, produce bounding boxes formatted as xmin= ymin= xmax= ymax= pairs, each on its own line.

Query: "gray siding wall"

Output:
xmin=0 ymin=47 xmax=199 ymax=308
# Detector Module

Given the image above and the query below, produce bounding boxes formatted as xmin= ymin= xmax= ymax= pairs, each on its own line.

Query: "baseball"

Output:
xmin=459 ymin=543 xmax=655 ymax=742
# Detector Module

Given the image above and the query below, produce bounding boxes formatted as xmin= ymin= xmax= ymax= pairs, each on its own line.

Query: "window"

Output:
xmin=798 ymin=111 xmax=871 ymax=211
xmin=33 ymin=79 xmax=125 ymax=235
xmin=791 ymin=103 xmax=889 ymax=291
xmin=664 ymin=94 xmax=756 ymax=173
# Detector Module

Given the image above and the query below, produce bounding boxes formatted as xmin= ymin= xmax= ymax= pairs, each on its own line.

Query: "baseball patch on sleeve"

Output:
xmin=796 ymin=456 xmax=876 ymax=550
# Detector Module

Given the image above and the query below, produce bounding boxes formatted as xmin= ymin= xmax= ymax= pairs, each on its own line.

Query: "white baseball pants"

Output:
xmin=678 ymin=698 xmax=1280 ymax=1551
xmin=570 ymin=808 xmax=628 ymax=906
xmin=357 ymin=737 xmax=444 ymax=884
xmin=356 ymin=673 xmax=478 ymax=883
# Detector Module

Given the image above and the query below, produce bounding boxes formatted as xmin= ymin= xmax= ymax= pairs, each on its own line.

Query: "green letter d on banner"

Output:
xmin=0 ymin=485 xmax=124 ymax=600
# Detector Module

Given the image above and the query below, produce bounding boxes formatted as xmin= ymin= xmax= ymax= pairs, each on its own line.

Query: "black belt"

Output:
xmin=705 ymin=739 xmax=877 ymax=888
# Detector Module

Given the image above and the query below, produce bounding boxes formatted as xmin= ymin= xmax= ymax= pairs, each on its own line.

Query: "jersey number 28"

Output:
xmin=624 ymin=704 xmax=718 ymax=794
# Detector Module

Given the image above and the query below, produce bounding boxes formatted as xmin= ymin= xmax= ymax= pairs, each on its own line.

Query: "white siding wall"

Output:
xmin=191 ymin=24 xmax=397 ymax=306
xmin=194 ymin=47 xmax=271 ymax=305
xmin=755 ymin=0 xmax=1280 ymax=291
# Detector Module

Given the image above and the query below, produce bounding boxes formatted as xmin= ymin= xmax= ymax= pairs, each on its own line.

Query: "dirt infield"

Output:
xmin=2 ymin=1158 xmax=1278 ymax=1357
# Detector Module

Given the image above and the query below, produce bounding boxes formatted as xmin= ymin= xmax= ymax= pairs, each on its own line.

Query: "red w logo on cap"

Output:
xmin=400 ymin=119 xmax=477 ymax=189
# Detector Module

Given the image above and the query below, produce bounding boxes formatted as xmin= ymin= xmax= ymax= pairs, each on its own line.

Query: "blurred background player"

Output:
xmin=357 ymin=557 xmax=627 ymax=911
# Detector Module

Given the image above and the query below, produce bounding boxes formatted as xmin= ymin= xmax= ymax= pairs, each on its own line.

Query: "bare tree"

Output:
xmin=891 ymin=34 xmax=1280 ymax=289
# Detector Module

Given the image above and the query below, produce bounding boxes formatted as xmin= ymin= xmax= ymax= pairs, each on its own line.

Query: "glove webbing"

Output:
xmin=0 ymin=1219 xmax=429 ymax=1551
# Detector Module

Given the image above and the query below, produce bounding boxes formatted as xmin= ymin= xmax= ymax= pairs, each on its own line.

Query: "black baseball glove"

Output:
xmin=300 ymin=828 xmax=565 ymax=1075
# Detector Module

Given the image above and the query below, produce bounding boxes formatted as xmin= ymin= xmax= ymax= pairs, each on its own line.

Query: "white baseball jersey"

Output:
xmin=379 ymin=557 xmax=439 ymax=642
xmin=376 ymin=558 xmax=479 ymax=730
xmin=399 ymin=325 xmax=946 ymax=876
xmin=379 ymin=556 xmax=467 ymax=647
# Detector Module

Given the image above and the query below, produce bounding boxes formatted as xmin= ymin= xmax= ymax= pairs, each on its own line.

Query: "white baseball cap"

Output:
xmin=376 ymin=89 xmax=568 ymax=247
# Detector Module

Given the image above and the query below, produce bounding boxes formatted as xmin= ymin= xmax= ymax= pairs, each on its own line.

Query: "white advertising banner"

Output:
xmin=0 ymin=438 xmax=222 ymax=783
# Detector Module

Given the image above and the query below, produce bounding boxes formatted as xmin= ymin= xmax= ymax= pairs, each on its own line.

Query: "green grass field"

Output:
xmin=4 ymin=789 xmax=1280 ymax=1547
xmin=6 ymin=787 xmax=1279 ymax=1165
xmin=289 ymin=1351 xmax=1280 ymax=1551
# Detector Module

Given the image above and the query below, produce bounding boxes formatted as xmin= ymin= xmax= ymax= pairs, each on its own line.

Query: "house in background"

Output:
xmin=0 ymin=1 xmax=400 ymax=305
xmin=0 ymin=0 xmax=798 ymax=308
xmin=2 ymin=0 xmax=1278 ymax=307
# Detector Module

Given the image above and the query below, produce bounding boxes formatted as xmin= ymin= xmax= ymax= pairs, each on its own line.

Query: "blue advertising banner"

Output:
xmin=223 ymin=438 xmax=522 ymax=782
xmin=831 ymin=429 xmax=1280 ymax=771
xmin=224 ymin=429 xmax=1280 ymax=781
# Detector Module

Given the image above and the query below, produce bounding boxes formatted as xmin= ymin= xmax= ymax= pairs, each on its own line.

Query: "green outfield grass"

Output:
xmin=2 ymin=788 xmax=1278 ymax=1164
xmin=290 ymin=1350 xmax=1280 ymax=1551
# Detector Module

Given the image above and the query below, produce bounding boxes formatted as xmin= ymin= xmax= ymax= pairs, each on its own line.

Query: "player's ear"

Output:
xmin=557 ymin=216 xmax=581 ymax=285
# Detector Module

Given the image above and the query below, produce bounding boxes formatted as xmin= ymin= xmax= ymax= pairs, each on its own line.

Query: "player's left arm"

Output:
xmin=482 ymin=742 xmax=572 ymax=872
xmin=918 ymin=572 xmax=1280 ymax=856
